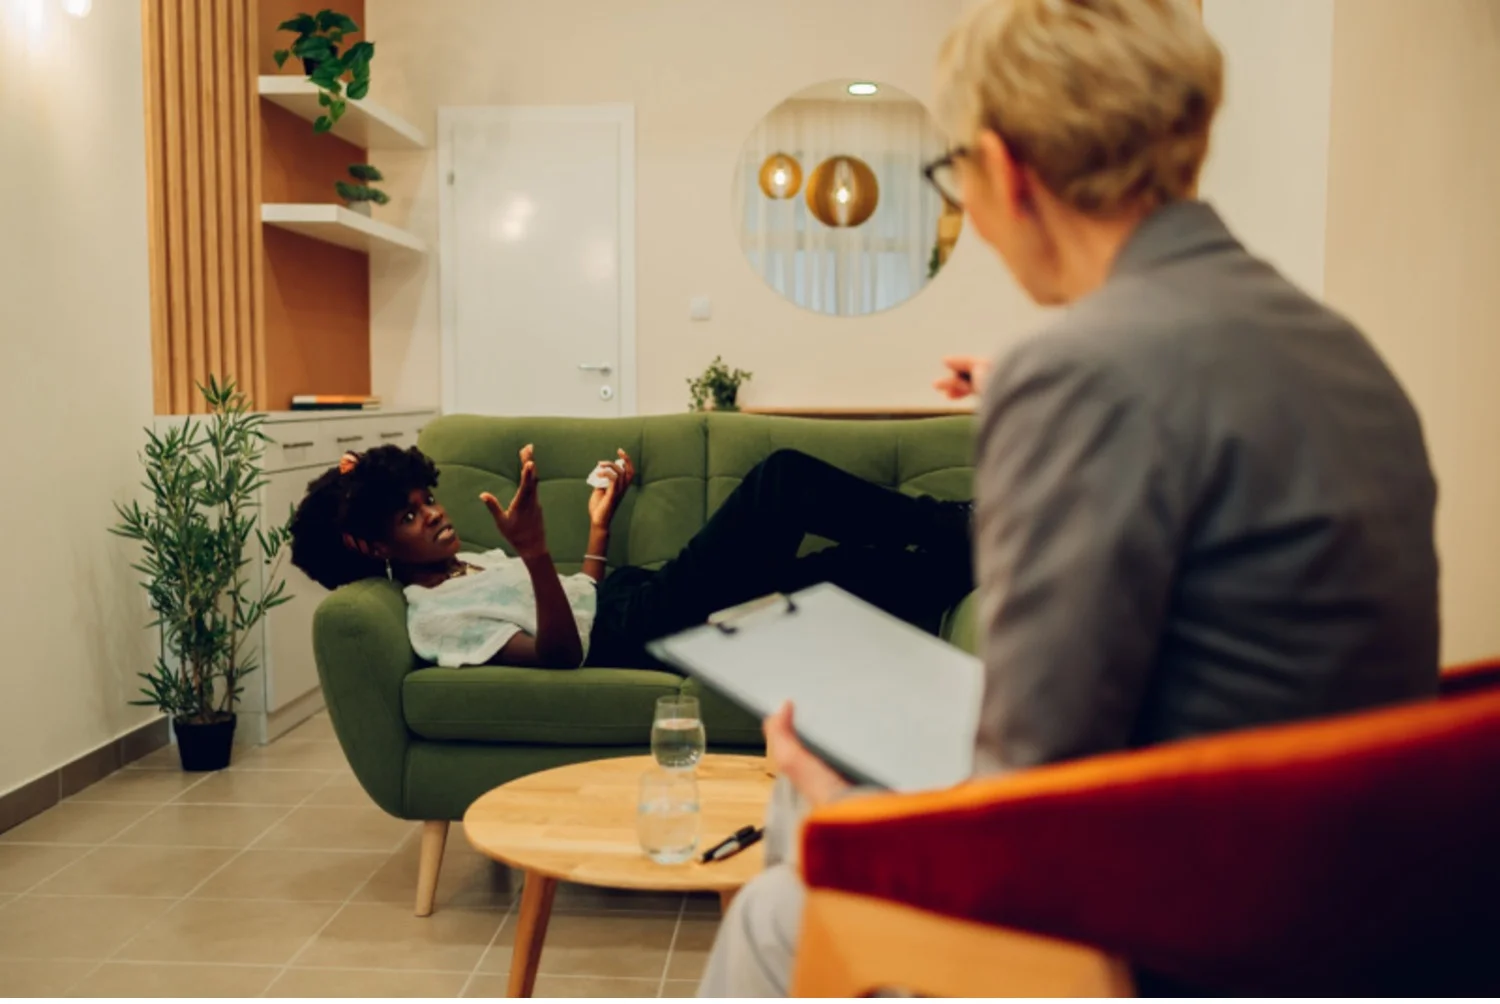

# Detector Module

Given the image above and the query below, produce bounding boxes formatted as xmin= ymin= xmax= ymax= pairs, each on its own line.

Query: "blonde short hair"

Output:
xmin=936 ymin=0 xmax=1223 ymax=215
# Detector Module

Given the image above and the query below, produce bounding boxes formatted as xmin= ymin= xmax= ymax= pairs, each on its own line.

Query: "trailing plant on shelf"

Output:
xmin=687 ymin=356 xmax=753 ymax=412
xmin=111 ymin=377 xmax=293 ymax=771
xmin=335 ymin=163 xmax=390 ymax=211
xmin=272 ymin=9 xmax=374 ymax=133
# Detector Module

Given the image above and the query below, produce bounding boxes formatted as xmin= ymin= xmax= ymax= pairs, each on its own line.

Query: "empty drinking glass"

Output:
xmin=637 ymin=768 xmax=700 ymax=864
xmin=652 ymin=695 xmax=706 ymax=770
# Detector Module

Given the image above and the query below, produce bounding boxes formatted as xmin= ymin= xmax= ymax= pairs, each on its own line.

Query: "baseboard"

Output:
xmin=0 ymin=717 xmax=172 ymax=835
xmin=266 ymin=688 xmax=327 ymax=744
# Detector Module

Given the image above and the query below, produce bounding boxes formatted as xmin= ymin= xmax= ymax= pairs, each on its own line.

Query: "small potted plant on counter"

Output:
xmin=336 ymin=163 xmax=390 ymax=216
xmin=688 ymin=356 xmax=753 ymax=412
xmin=112 ymin=377 xmax=293 ymax=771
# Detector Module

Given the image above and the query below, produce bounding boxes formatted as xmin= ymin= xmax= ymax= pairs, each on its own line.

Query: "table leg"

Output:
xmin=508 ymin=871 xmax=557 ymax=997
xmin=719 ymin=888 xmax=737 ymax=914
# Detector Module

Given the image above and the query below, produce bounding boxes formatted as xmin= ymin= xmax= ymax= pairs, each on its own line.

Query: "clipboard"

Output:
xmin=647 ymin=582 xmax=982 ymax=792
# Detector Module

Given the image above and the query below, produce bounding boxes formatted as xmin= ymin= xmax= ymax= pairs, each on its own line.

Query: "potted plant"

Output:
xmin=688 ymin=356 xmax=753 ymax=412
xmin=272 ymin=9 xmax=374 ymax=133
xmin=112 ymin=377 xmax=293 ymax=771
xmin=336 ymin=163 xmax=390 ymax=216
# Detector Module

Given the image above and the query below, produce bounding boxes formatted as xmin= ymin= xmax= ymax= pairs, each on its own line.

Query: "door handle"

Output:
xmin=578 ymin=363 xmax=614 ymax=375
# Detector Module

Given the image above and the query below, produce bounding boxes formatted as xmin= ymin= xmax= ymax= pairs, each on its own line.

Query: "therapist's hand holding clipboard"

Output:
xmin=763 ymin=702 xmax=852 ymax=809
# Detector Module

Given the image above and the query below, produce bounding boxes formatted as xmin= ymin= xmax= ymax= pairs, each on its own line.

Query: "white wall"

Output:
xmin=0 ymin=0 xmax=159 ymax=794
xmin=1200 ymin=0 xmax=1335 ymax=297
xmin=1323 ymin=0 xmax=1500 ymax=665
xmin=366 ymin=0 xmax=1038 ymax=415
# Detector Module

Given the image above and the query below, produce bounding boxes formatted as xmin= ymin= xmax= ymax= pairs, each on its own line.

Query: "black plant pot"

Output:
xmin=174 ymin=715 xmax=236 ymax=772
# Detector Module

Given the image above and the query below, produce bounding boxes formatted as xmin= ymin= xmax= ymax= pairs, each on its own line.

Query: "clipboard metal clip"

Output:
xmin=707 ymin=592 xmax=799 ymax=635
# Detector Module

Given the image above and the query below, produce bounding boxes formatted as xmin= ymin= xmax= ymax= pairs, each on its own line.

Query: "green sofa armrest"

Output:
xmin=940 ymin=591 xmax=980 ymax=655
xmin=312 ymin=578 xmax=419 ymax=817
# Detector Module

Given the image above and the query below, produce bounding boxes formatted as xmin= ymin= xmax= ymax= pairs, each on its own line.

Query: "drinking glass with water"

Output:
xmin=637 ymin=768 xmax=700 ymax=864
xmin=652 ymin=695 xmax=706 ymax=770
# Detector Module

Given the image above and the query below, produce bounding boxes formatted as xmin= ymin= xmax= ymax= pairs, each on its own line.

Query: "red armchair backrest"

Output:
xmin=1441 ymin=657 xmax=1500 ymax=696
xmin=804 ymin=687 xmax=1500 ymax=995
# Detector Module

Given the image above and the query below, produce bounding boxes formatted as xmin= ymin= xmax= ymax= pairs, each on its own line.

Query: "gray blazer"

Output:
xmin=972 ymin=200 xmax=1439 ymax=774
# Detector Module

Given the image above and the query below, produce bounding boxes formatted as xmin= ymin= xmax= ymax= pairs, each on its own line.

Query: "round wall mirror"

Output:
xmin=732 ymin=79 xmax=961 ymax=317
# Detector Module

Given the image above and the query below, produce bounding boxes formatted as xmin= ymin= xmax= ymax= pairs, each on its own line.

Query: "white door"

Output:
xmin=442 ymin=106 xmax=636 ymax=417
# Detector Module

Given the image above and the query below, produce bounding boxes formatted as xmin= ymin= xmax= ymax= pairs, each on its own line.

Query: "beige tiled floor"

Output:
xmin=0 ymin=713 xmax=719 ymax=997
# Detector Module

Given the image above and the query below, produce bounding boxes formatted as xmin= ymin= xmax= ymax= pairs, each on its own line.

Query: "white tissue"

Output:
xmin=586 ymin=458 xmax=626 ymax=489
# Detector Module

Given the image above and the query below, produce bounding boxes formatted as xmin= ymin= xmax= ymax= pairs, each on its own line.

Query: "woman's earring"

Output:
xmin=385 ymin=559 xmax=393 ymax=581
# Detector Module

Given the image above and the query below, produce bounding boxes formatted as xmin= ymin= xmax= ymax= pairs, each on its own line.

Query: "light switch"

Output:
xmin=690 ymin=295 xmax=713 ymax=321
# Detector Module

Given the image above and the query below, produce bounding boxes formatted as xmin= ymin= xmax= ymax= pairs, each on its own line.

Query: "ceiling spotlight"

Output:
xmin=63 ymin=0 xmax=92 ymax=17
xmin=847 ymin=82 xmax=879 ymax=97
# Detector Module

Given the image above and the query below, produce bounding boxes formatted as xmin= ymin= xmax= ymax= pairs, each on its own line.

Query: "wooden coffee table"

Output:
xmin=463 ymin=754 xmax=774 ymax=997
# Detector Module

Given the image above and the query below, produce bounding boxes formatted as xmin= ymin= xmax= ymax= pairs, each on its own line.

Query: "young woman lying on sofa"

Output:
xmin=288 ymin=444 xmax=973 ymax=670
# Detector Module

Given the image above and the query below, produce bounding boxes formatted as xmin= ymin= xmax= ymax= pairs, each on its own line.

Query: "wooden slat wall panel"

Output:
xmin=140 ymin=0 xmax=170 ymax=412
xmin=141 ymin=0 xmax=264 ymax=414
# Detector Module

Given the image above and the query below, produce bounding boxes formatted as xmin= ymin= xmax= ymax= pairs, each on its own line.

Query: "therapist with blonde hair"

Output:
xmin=700 ymin=0 xmax=1438 ymax=995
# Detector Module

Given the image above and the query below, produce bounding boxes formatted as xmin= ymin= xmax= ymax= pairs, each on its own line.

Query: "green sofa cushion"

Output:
xmin=419 ymin=414 xmax=709 ymax=569
xmin=403 ymin=666 xmax=685 ymax=744
xmin=402 ymin=665 xmax=766 ymax=747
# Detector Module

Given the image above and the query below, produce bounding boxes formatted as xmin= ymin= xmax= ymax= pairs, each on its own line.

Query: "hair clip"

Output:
xmin=339 ymin=452 xmax=359 ymax=475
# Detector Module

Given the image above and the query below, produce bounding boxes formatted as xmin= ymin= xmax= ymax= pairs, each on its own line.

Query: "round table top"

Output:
xmin=463 ymin=754 xmax=775 ymax=893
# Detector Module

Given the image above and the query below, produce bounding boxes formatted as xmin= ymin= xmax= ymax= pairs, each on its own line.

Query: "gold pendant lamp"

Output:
xmin=806 ymin=155 xmax=879 ymax=228
xmin=758 ymin=153 xmax=803 ymax=199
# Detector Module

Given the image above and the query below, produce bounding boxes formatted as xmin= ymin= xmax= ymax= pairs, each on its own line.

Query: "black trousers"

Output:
xmin=588 ymin=449 xmax=973 ymax=669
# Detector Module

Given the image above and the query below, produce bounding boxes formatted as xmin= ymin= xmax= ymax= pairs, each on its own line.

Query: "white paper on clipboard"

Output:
xmin=647 ymin=583 xmax=983 ymax=793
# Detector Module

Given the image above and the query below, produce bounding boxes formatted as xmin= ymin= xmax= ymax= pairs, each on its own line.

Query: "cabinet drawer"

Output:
xmin=364 ymin=415 xmax=423 ymax=450
xmin=325 ymin=418 xmax=379 ymax=454
xmin=332 ymin=414 xmax=431 ymax=452
xmin=261 ymin=412 xmax=435 ymax=470
xmin=261 ymin=421 xmax=336 ymax=471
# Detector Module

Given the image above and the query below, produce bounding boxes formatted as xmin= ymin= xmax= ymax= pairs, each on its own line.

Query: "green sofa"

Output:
xmin=311 ymin=411 xmax=978 ymax=914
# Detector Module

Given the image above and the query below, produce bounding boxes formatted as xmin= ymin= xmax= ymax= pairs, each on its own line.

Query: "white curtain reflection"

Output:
xmin=734 ymin=97 xmax=949 ymax=316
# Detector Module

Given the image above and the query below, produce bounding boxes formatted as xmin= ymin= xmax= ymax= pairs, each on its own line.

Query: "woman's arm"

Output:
xmin=480 ymin=444 xmax=585 ymax=669
xmin=582 ymin=526 xmax=611 ymax=583
xmin=582 ymin=450 xmax=635 ymax=583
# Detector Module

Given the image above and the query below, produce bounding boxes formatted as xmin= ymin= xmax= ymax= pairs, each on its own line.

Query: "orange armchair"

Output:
xmin=794 ymin=663 xmax=1500 ymax=996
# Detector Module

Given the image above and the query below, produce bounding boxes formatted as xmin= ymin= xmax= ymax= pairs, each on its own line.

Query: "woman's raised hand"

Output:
xmin=934 ymin=355 xmax=994 ymax=400
xmin=480 ymin=444 xmax=548 ymax=559
xmin=588 ymin=449 xmax=635 ymax=530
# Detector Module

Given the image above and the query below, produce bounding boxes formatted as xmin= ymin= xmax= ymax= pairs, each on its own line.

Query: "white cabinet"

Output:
xmin=155 ymin=407 xmax=436 ymax=745
xmin=262 ymin=466 xmax=325 ymax=715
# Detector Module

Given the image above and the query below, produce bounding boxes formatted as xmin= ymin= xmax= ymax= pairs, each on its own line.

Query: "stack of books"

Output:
xmin=291 ymin=394 xmax=382 ymax=412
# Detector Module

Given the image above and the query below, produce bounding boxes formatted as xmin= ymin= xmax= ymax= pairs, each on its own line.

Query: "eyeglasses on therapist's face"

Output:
xmin=923 ymin=147 xmax=971 ymax=210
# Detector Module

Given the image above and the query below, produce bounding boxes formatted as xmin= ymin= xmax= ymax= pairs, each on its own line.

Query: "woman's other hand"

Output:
xmin=764 ymin=702 xmax=851 ymax=809
xmin=481 ymin=444 xmax=548 ymax=559
xmin=934 ymin=355 xmax=994 ymax=400
xmin=588 ymin=449 xmax=635 ymax=530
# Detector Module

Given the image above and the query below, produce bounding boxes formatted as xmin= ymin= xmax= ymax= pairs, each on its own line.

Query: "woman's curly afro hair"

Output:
xmin=289 ymin=445 xmax=440 ymax=590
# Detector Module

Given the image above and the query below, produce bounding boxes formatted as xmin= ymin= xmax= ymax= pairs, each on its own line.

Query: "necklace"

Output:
xmin=447 ymin=561 xmax=481 ymax=580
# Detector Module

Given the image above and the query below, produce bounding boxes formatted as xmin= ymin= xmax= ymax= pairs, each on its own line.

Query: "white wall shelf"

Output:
xmin=261 ymin=203 xmax=427 ymax=254
xmin=257 ymin=75 xmax=426 ymax=149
